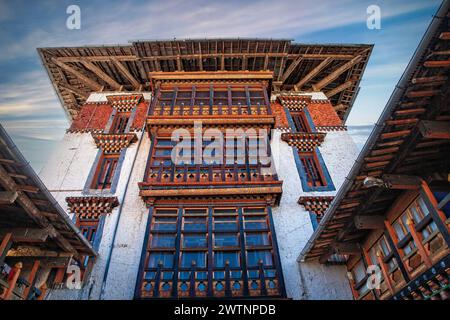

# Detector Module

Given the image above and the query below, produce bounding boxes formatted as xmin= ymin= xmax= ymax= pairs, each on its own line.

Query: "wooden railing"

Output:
xmin=151 ymin=104 xmax=271 ymax=117
xmin=144 ymin=164 xmax=278 ymax=185
xmin=140 ymin=260 xmax=280 ymax=298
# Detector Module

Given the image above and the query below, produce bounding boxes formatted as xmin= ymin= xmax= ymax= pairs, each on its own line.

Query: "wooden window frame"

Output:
xmin=109 ymin=112 xmax=130 ymax=134
xmin=91 ymin=154 xmax=119 ymax=190
xmin=297 ymin=150 xmax=327 ymax=188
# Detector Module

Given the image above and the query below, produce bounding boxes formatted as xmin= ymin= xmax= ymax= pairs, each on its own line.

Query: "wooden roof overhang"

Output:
xmin=0 ymin=125 xmax=97 ymax=260
xmin=299 ymin=2 xmax=450 ymax=264
xmin=38 ymin=39 xmax=372 ymax=121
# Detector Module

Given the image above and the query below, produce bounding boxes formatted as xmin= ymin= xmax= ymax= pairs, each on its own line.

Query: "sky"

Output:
xmin=0 ymin=0 xmax=443 ymax=171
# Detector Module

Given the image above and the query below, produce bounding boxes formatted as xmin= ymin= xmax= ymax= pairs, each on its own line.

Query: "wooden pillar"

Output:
xmin=406 ymin=218 xmax=432 ymax=268
xmin=421 ymin=181 xmax=448 ymax=225
xmin=376 ymin=251 xmax=394 ymax=295
xmin=23 ymin=260 xmax=40 ymax=299
xmin=346 ymin=272 xmax=359 ymax=300
xmin=2 ymin=262 xmax=22 ymax=300
xmin=37 ymin=283 xmax=47 ymax=300
xmin=0 ymin=232 xmax=12 ymax=264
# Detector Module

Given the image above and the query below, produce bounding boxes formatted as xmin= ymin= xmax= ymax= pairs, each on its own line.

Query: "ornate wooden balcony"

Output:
xmin=142 ymin=164 xmax=278 ymax=185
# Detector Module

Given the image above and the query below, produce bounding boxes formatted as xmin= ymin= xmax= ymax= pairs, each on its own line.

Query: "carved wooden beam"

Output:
xmin=0 ymin=228 xmax=52 ymax=243
xmin=52 ymin=58 xmax=103 ymax=91
xmin=313 ymin=55 xmax=362 ymax=91
xmin=381 ymin=174 xmax=422 ymax=190
xmin=325 ymin=80 xmax=354 ymax=98
xmin=7 ymin=246 xmax=73 ymax=258
xmin=332 ymin=242 xmax=361 ymax=254
xmin=0 ymin=191 xmax=17 ymax=204
xmin=354 ymin=215 xmax=385 ymax=230
xmin=294 ymin=57 xmax=333 ymax=90
xmin=110 ymin=58 xmax=140 ymax=89
xmin=81 ymin=60 xmax=121 ymax=90
xmin=419 ymin=120 xmax=450 ymax=139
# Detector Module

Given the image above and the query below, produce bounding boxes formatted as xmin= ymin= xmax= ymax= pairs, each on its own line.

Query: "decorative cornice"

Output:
xmin=280 ymin=132 xmax=326 ymax=151
xmin=298 ymin=196 xmax=334 ymax=222
xmin=66 ymin=128 xmax=104 ymax=134
xmin=91 ymin=133 xmax=138 ymax=154
xmin=66 ymin=196 xmax=119 ymax=220
xmin=315 ymin=125 xmax=347 ymax=132
xmin=277 ymin=95 xmax=310 ymax=110
xmin=107 ymin=94 xmax=144 ymax=112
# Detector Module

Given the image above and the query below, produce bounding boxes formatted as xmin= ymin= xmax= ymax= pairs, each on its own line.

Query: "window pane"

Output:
xmin=245 ymin=233 xmax=269 ymax=246
xmin=183 ymin=217 xmax=207 ymax=232
xmin=417 ymin=197 xmax=430 ymax=216
xmin=393 ymin=221 xmax=405 ymax=239
xmin=180 ymin=252 xmax=206 ymax=268
xmin=151 ymin=234 xmax=176 ymax=248
xmin=214 ymin=251 xmax=240 ymax=268
xmin=214 ymin=234 xmax=239 ymax=247
xmin=182 ymin=235 xmax=207 ymax=248
xmin=244 ymin=216 xmax=267 ymax=230
xmin=409 ymin=206 xmax=422 ymax=224
xmin=148 ymin=252 xmax=174 ymax=268
xmin=153 ymin=216 xmax=177 ymax=231
xmin=247 ymin=250 xmax=273 ymax=267
xmin=379 ymin=237 xmax=391 ymax=256
xmin=214 ymin=216 xmax=238 ymax=231
xmin=353 ymin=260 xmax=366 ymax=283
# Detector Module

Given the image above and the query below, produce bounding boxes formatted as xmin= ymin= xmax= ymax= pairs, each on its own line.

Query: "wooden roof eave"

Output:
xmin=0 ymin=125 xmax=97 ymax=258
xmin=298 ymin=1 xmax=450 ymax=263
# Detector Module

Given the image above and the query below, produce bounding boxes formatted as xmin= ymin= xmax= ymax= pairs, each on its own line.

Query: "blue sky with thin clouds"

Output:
xmin=0 ymin=0 xmax=443 ymax=171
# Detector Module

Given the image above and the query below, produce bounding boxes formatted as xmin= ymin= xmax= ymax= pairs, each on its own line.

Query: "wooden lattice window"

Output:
xmin=91 ymin=155 xmax=119 ymax=189
xmin=109 ymin=113 xmax=130 ymax=134
xmin=290 ymin=111 xmax=311 ymax=132
xmin=298 ymin=151 xmax=326 ymax=187
xmin=79 ymin=220 xmax=98 ymax=268
xmin=153 ymin=85 xmax=268 ymax=116
xmin=138 ymin=205 xmax=283 ymax=299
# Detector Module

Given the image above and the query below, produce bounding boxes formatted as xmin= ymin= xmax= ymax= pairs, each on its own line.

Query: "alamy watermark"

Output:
xmin=367 ymin=5 xmax=381 ymax=30
xmin=66 ymin=5 xmax=81 ymax=30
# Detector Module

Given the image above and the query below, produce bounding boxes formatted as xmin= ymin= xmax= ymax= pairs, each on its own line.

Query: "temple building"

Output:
xmin=300 ymin=2 xmax=450 ymax=300
xmin=34 ymin=38 xmax=372 ymax=299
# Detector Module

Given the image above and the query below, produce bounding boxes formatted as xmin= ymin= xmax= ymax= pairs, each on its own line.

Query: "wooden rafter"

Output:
xmin=111 ymin=58 xmax=140 ymax=89
xmin=312 ymin=55 xmax=362 ymax=91
xmin=280 ymin=57 xmax=303 ymax=82
xmin=57 ymin=83 xmax=89 ymax=99
xmin=294 ymin=57 xmax=333 ymax=90
xmin=81 ymin=60 xmax=121 ymax=90
xmin=52 ymin=58 xmax=103 ymax=91
xmin=325 ymin=80 xmax=354 ymax=98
